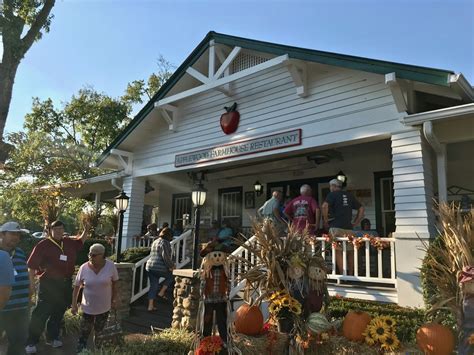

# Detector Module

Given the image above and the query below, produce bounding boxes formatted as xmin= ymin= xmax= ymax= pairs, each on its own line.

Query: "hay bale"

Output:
xmin=233 ymin=331 xmax=289 ymax=354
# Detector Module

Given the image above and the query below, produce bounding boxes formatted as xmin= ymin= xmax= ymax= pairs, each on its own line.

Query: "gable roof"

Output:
xmin=97 ymin=31 xmax=457 ymax=166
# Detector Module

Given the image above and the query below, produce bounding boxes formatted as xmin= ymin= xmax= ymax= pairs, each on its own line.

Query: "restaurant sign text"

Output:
xmin=175 ymin=129 xmax=302 ymax=167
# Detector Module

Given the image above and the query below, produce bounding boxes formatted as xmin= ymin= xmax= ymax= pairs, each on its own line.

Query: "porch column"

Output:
xmin=122 ymin=176 xmax=146 ymax=249
xmin=391 ymin=129 xmax=436 ymax=307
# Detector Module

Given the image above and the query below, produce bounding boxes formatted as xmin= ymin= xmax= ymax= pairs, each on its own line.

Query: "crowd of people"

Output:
xmin=258 ymin=179 xmax=367 ymax=275
xmin=0 ymin=220 xmax=119 ymax=354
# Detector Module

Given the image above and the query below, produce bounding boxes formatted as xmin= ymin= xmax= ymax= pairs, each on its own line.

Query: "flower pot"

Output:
xmin=278 ymin=317 xmax=293 ymax=333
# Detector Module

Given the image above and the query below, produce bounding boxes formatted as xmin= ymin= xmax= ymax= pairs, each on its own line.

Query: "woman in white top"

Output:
xmin=72 ymin=243 xmax=119 ymax=353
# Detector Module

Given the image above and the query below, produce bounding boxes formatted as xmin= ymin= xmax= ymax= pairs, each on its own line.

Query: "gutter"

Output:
xmin=449 ymin=73 xmax=474 ymax=102
xmin=422 ymin=121 xmax=447 ymax=203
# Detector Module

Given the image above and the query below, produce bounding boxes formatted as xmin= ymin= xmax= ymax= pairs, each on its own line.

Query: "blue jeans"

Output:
xmin=147 ymin=269 xmax=174 ymax=299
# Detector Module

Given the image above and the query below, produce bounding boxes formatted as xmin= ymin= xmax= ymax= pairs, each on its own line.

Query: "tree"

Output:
xmin=0 ymin=0 xmax=56 ymax=141
xmin=122 ymin=55 xmax=175 ymax=105
xmin=3 ymin=88 xmax=131 ymax=185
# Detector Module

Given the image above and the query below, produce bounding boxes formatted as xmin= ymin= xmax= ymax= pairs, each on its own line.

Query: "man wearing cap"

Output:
xmin=322 ymin=179 xmax=364 ymax=275
xmin=0 ymin=221 xmax=32 ymax=355
xmin=25 ymin=220 xmax=89 ymax=354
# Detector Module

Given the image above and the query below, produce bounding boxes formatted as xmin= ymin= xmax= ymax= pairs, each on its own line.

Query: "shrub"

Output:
xmin=327 ymin=297 xmax=425 ymax=344
xmin=76 ymin=238 xmax=113 ymax=265
xmin=63 ymin=309 xmax=82 ymax=335
xmin=109 ymin=247 xmax=150 ymax=264
xmin=18 ymin=234 xmax=42 ymax=257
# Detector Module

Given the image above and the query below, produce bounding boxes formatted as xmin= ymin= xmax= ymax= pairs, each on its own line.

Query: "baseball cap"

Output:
xmin=329 ymin=179 xmax=342 ymax=187
xmin=0 ymin=221 xmax=29 ymax=233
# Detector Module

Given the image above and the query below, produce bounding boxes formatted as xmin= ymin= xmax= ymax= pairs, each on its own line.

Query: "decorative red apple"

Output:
xmin=220 ymin=102 xmax=240 ymax=134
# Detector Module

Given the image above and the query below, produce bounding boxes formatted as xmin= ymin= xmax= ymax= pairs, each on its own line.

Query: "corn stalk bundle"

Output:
xmin=421 ymin=203 xmax=473 ymax=323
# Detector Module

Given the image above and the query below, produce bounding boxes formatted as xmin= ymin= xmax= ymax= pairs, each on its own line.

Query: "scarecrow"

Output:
xmin=304 ymin=257 xmax=330 ymax=317
xmin=196 ymin=240 xmax=232 ymax=351
xmin=459 ymin=266 xmax=474 ymax=355
xmin=287 ymin=253 xmax=307 ymax=306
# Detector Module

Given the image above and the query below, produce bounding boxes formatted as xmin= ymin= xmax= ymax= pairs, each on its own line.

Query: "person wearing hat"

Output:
xmin=322 ymin=178 xmax=365 ymax=275
xmin=72 ymin=243 xmax=119 ymax=353
xmin=0 ymin=221 xmax=32 ymax=355
xmin=25 ymin=220 xmax=90 ymax=354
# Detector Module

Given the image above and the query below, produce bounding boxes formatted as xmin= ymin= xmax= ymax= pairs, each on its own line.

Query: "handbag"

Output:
xmin=94 ymin=311 xmax=124 ymax=348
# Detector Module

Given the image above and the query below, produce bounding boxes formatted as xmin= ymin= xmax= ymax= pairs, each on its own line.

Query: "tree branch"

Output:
xmin=20 ymin=0 xmax=56 ymax=56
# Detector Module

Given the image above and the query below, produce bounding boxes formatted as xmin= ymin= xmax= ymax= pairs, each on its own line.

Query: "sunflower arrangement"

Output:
xmin=268 ymin=290 xmax=302 ymax=317
xmin=363 ymin=315 xmax=400 ymax=352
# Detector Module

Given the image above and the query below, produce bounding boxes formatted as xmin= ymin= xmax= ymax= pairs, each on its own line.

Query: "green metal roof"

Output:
xmin=97 ymin=31 xmax=455 ymax=166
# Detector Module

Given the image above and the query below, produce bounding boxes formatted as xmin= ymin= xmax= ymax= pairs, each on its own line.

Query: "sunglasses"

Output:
xmin=88 ymin=253 xmax=103 ymax=257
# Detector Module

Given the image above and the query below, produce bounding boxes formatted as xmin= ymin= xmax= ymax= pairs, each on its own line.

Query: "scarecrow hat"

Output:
xmin=200 ymin=240 xmax=231 ymax=257
xmin=459 ymin=266 xmax=474 ymax=284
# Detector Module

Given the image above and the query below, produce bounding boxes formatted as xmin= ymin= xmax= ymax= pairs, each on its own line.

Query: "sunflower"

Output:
xmin=268 ymin=303 xmax=281 ymax=315
xmin=379 ymin=315 xmax=397 ymax=329
xmin=369 ymin=319 xmax=390 ymax=342
xmin=362 ymin=329 xmax=376 ymax=346
xmin=380 ymin=333 xmax=400 ymax=352
xmin=290 ymin=303 xmax=302 ymax=315
xmin=281 ymin=297 xmax=291 ymax=307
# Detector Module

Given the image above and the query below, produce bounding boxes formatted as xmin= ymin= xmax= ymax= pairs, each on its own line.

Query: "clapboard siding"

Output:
xmin=391 ymin=130 xmax=435 ymax=237
xmin=132 ymin=65 xmax=403 ymax=173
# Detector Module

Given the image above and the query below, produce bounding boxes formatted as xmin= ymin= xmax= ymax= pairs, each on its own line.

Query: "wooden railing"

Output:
xmin=130 ymin=229 xmax=193 ymax=303
xmin=228 ymin=235 xmax=396 ymax=300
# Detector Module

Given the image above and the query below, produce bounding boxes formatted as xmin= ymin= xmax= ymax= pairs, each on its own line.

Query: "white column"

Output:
xmin=391 ymin=129 xmax=435 ymax=307
xmin=122 ymin=176 xmax=146 ymax=249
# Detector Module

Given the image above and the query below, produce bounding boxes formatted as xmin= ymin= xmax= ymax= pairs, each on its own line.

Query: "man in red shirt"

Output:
xmin=25 ymin=220 xmax=89 ymax=354
xmin=284 ymin=184 xmax=320 ymax=235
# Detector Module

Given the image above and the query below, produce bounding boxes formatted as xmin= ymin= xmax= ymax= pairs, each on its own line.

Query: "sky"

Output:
xmin=4 ymin=0 xmax=474 ymax=134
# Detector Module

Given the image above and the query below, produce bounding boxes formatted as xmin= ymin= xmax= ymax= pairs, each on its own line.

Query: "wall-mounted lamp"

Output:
xmin=254 ymin=181 xmax=263 ymax=196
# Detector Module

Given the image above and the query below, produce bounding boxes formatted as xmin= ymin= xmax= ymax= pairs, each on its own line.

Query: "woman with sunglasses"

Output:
xmin=72 ymin=243 xmax=119 ymax=353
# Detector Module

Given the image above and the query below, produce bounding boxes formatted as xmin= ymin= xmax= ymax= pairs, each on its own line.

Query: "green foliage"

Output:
xmin=80 ymin=328 xmax=194 ymax=354
xmin=63 ymin=309 xmax=82 ymax=335
xmin=18 ymin=233 xmax=42 ymax=257
xmin=109 ymin=247 xmax=150 ymax=264
xmin=327 ymin=297 xmax=425 ymax=344
xmin=122 ymin=55 xmax=174 ymax=104
xmin=76 ymin=238 xmax=113 ymax=265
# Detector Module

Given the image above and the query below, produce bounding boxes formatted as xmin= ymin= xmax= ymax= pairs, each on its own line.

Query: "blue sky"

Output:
xmin=5 ymin=0 xmax=474 ymax=134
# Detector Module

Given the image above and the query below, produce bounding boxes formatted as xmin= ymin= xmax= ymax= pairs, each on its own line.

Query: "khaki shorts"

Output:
xmin=329 ymin=228 xmax=355 ymax=251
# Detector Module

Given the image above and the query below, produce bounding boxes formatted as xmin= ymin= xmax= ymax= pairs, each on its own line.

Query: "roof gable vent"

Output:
xmin=231 ymin=51 xmax=269 ymax=74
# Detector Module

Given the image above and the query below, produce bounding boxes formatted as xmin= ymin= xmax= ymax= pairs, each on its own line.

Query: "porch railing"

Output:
xmin=130 ymin=229 xmax=193 ymax=303
xmin=228 ymin=235 xmax=396 ymax=300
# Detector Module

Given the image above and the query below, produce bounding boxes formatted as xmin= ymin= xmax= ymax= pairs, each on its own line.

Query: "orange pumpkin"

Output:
xmin=234 ymin=303 xmax=264 ymax=336
xmin=416 ymin=323 xmax=455 ymax=355
xmin=342 ymin=311 xmax=371 ymax=342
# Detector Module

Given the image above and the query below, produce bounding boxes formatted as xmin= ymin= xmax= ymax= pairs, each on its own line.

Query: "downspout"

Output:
xmin=111 ymin=177 xmax=122 ymax=191
xmin=423 ymin=121 xmax=447 ymax=203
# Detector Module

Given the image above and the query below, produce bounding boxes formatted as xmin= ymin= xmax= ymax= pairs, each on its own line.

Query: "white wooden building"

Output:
xmin=79 ymin=32 xmax=474 ymax=307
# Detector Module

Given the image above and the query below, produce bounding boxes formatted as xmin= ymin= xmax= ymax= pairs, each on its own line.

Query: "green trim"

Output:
xmin=97 ymin=31 xmax=455 ymax=166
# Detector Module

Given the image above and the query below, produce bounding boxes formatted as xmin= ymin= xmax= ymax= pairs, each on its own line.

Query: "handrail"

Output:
xmin=130 ymin=229 xmax=194 ymax=303
xmin=227 ymin=235 xmax=397 ymax=300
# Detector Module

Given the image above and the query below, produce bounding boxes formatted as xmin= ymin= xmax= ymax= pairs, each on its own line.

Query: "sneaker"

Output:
xmin=50 ymin=339 xmax=63 ymax=348
xmin=25 ymin=344 xmax=37 ymax=354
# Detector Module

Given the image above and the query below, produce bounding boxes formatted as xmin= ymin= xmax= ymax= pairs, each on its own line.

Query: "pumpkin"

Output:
xmin=307 ymin=313 xmax=332 ymax=335
xmin=416 ymin=323 xmax=455 ymax=355
xmin=234 ymin=303 xmax=264 ymax=336
xmin=342 ymin=311 xmax=371 ymax=342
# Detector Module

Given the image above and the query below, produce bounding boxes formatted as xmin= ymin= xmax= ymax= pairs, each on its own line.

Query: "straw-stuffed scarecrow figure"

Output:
xmin=304 ymin=257 xmax=330 ymax=317
xmin=287 ymin=253 xmax=307 ymax=305
xmin=458 ymin=266 xmax=474 ymax=355
xmin=198 ymin=240 xmax=232 ymax=346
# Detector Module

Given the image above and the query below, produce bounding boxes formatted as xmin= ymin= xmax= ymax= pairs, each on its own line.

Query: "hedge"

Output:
xmin=109 ymin=247 xmax=151 ymax=264
xmin=327 ymin=297 xmax=425 ymax=344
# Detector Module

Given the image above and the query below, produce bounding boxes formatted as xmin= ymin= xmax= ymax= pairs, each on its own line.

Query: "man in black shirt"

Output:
xmin=322 ymin=179 xmax=364 ymax=275
xmin=322 ymin=179 xmax=364 ymax=230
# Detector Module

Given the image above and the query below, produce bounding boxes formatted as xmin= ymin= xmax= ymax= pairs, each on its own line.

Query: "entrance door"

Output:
xmin=172 ymin=193 xmax=192 ymax=230
xmin=374 ymin=171 xmax=396 ymax=236
xmin=218 ymin=187 xmax=243 ymax=231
